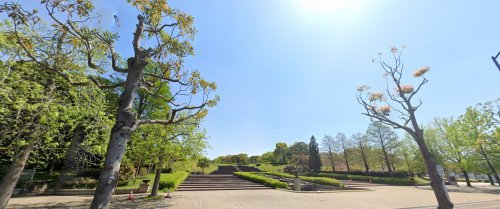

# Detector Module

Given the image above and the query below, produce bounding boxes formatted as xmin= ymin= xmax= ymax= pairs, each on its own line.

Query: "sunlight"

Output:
xmin=294 ymin=0 xmax=364 ymax=16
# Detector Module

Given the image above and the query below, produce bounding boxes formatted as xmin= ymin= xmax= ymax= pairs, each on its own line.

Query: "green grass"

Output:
xmin=189 ymin=163 xmax=219 ymax=174
xmin=233 ymin=172 xmax=288 ymax=189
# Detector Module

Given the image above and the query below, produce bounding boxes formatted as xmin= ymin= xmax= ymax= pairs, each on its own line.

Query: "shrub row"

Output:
xmin=260 ymin=172 xmax=344 ymax=187
xmin=321 ymin=170 xmax=410 ymax=178
xmin=158 ymin=172 xmax=189 ymax=192
xmin=233 ymin=172 xmax=288 ymax=189
xmin=308 ymin=172 xmax=429 ymax=186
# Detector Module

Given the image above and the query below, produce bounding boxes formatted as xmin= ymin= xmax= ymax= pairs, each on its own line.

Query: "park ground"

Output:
xmin=7 ymin=182 xmax=499 ymax=209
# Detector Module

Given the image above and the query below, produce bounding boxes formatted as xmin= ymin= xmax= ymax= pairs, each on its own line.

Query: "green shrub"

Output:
xmin=65 ymin=177 xmax=98 ymax=189
xmin=261 ymin=172 xmax=344 ymax=187
xmin=234 ymin=172 xmax=288 ymax=189
xmin=307 ymin=172 xmax=429 ymax=186
xmin=158 ymin=172 xmax=189 ymax=192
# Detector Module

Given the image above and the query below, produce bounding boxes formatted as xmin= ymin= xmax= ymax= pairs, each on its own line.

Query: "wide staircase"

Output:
xmin=177 ymin=175 xmax=270 ymax=191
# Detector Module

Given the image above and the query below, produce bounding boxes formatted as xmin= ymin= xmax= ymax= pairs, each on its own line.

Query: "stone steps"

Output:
xmin=177 ymin=174 xmax=270 ymax=191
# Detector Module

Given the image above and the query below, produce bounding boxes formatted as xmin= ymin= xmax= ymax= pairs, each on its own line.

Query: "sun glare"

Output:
xmin=295 ymin=0 xmax=363 ymax=16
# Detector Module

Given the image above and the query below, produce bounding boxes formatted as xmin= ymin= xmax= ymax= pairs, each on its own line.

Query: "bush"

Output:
xmin=300 ymin=176 xmax=344 ymax=187
xmin=261 ymin=172 xmax=344 ymax=188
xmin=233 ymin=172 xmax=288 ymax=189
xmin=308 ymin=172 xmax=428 ymax=186
xmin=158 ymin=172 xmax=189 ymax=192
xmin=119 ymin=164 xmax=136 ymax=181
xmin=65 ymin=177 xmax=98 ymax=189
xmin=321 ymin=170 xmax=410 ymax=178
xmin=76 ymin=169 xmax=101 ymax=179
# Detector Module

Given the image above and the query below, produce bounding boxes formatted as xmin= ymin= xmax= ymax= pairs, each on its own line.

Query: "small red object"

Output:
xmin=128 ymin=190 xmax=135 ymax=201
xmin=165 ymin=189 xmax=172 ymax=198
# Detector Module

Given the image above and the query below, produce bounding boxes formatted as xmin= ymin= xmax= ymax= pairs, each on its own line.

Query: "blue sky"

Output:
xmin=21 ymin=0 xmax=500 ymax=158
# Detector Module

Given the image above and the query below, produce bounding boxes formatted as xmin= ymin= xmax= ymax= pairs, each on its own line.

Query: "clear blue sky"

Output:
xmin=22 ymin=0 xmax=500 ymax=159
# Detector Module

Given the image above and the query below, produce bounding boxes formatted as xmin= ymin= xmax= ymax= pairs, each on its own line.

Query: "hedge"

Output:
xmin=233 ymin=172 xmax=288 ymax=189
xmin=261 ymin=172 xmax=344 ymax=187
xmin=320 ymin=170 xmax=411 ymax=178
xmin=158 ymin=171 xmax=189 ymax=192
xmin=308 ymin=172 xmax=429 ymax=186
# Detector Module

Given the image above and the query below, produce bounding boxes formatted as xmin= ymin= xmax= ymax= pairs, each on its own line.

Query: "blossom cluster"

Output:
xmin=413 ymin=66 xmax=430 ymax=77
xmin=378 ymin=106 xmax=391 ymax=115
xmin=397 ymin=85 xmax=414 ymax=94
xmin=369 ymin=92 xmax=384 ymax=101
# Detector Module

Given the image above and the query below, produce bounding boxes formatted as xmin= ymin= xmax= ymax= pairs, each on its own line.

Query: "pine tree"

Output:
xmin=308 ymin=135 xmax=322 ymax=172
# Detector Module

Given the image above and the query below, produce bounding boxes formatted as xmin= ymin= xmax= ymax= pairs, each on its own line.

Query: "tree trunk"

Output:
xmin=360 ymin=148 xmax=369 ymax=173
xmin=56 ymin=124 xmax=85 ymax=190
xmin=479 ymin=146 xmax=500 ymax=187
xmin=381 ymin=143 xmax=393 ymax=173
xmin=487 ymin=174 xmax=495 ymax=186
xmin=461 ymin=169 xmax=472 ymax=187
xmin=149 ymin=166 xmax=162 ymax=197
xmin=0 ymin=143 xmax=35 ymax=209
xmin=328 ymin=150 xmax=335 ymax=173
xmin=89 ymin=15 xmax=148 ymax=209
xmin=343 ymin=151 xmax=350 ymax=173
xmin=414 ymin=132 xmax=454 ymax=209
xmin=293 ymin=177 xmax=301 ymax=191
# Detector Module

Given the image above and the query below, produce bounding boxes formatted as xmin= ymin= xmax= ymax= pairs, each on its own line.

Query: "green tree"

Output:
xmin=308 ymin=136 xmax=322 ymax=172
xmin=366 ymin=122 xmax=399 ymax=174
xmin=273 ymin=142 xmax=290 ymax=164
xmin=197 ymin=157 xmax=211 ymax=173
xmin=1 ymin=1 xmax=219 ymax=207
xmin=260 ymin=152 xmax=275 ymax=164
xmin=0 ymin=62 xmax=109 ymax=207
xmin=458 ymin=107 xmax=499 ymax=186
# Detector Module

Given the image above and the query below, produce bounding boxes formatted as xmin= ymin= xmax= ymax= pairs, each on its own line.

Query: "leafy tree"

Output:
xmin=458 ymin=107 xmax=499 ymax=186
xmin=356 ymin=48 xmax=453 ymax=208
xmin=0 ymin=62 xmax=109 ymax=207
xmin=273 ymin=142 xmax=290 ymax=164
xmin=351 ymin=133 xmax=370 ymax=173
xmin=197 ymin=157 xmax=211 ymax=174
xmin=335 ymin=133 xmax=351 ymax=173
xmin=321 ymin=135 xmax=336 ymax=173
xmin=308 ymin=136 xmax=322 ymax=172
xmin=366 ymin=122 xmax=398 ymax=174
xmin=1 ymin=1 xmax=219 ymax=207
xmin=290 ymin=142 xmax=308 ymax=156
xmin=284 ymin=154 xmax=309 ymax=191
xmin=260 ymin=152 xmax=275 ymax=164
xmin=249 ymin=155 xmax=260 ymax=164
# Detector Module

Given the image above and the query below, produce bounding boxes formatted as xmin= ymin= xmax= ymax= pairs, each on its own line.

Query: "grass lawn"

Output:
xmin=252 ymin=164 xmax=287 ymax=172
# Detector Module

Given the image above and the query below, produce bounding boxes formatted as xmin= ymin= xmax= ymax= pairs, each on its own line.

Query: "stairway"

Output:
xmin=177 ymin=175 xmax=270 ymax=191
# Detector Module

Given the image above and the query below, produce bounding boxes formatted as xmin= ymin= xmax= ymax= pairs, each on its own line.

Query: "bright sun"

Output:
xmin=295 ymin=0 xmax=363 ymax=16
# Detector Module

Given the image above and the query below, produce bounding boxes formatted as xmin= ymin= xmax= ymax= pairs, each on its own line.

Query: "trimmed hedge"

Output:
xmin=261 ymin=172 xmax=344 ymax=187
xmin=158 ymin=171 xmax=189 ymax=192
xmin=321 ymin=170 xmax=410 ymax=178
xmin=308 ymin=172 xmax=429 ymax=186
xmin=233 ymin=172 xmax=288 ymax=189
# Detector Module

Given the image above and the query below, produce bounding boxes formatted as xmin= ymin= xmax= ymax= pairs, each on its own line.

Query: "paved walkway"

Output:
xmin=7 ymin=185 xmax=500 ymax=209
xmin=164 ymin=186 xmax=500 ymax=209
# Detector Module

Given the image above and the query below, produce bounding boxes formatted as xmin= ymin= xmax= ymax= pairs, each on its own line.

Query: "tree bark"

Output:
xmin=460 ymin=169 xmax=472 ymax=187
xmin=149 ymin=166 xmax=162 ymax=197
xmin=0 ymin=143 xmax=35 ymax=209
xmin=89 ymin=15 xmax=147 ymax=209
xmin=487 ymin=174 xmax=495 ymax=186
xmin=328 ymin=150 xmax=335 ymax=173
xmin=414 ymin=131 xmax=453 ymax=209
xmin=381 ymin=144 xmax=393 ymax=173
xmin=343 ymin=150 xmax=350 ymax=174
xmin=55 ymin=124 xmax=85 ymax=190
xmin=360 ymin=147 xmax=369 ymax=173
xmin=479 ymin=146 xmax=500 ymax=187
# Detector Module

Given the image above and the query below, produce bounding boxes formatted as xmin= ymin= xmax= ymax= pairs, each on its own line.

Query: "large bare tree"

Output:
xmin=1 ymin=1 xmax=218 ymax=208
xmin=356 ymin=47 xmax=453 ymax=209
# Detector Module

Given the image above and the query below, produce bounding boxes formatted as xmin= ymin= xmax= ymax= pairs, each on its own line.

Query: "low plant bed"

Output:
xmin=307 ymin=172 xmax=429 ymax=186
xmin=260 ymin=172 xmax=344 ymax=188
xmin=233 ymin=172 xmax=288 ymax=189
